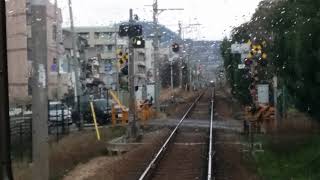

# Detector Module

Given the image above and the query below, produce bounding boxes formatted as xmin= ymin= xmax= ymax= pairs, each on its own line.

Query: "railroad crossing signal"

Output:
xmin=132 ymin=36 xmax=145 ymax=48
xmin=119 ymin=24 xmax=145 ymax=49
xmin=172 ymin=43 xmax=180 ymax=53
xmin=245 ymin=41 xmax=268 ymax=66
xmin=119 ymin=24 xmax=143 ymax=37
xmin=118 ymin=51 xmax=129 ymax=65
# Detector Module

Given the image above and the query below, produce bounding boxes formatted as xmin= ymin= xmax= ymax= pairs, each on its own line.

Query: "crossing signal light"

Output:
xmin=119 ymin=24 xmax=143 ymax=37
xmin=132 ymin=37 xmax=145 ymax=48
xmin=172 ymin=43 xmax=180 ymax=53
xmin=129 ymin=24 xmax=143 ymax=37
xmin=119 ymin=24 xmax=130 ymax=37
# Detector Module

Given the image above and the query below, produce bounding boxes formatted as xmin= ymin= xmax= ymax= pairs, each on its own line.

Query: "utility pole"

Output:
xmin=178 ymin=21 xmax=183 ymax=89
xmin=114 ymin=27 xmax=120 ymax=97
xmin=0 ymin=0 xmax=14 ymax=179
xmin=151 ymin=0 xmax=183 ymax=113
xmin=30 ymin=0 xmax=49 ymax=179
xmin=127 ymin=9 xmax=138 ymax=139
xmin=152 ymin=0 xmax=160 ymax=113
xmin=68 ymin=0 xmax=83 ymax=129
xmin=54 ymin=0 xmax=62 ymax=100
xmin=170 ymin=60 xmax=174 ymax=100
xmin=178 ymin=23 xmax=200 ymax=90
xmin=273 ymin=76 xmax=280 ymax=128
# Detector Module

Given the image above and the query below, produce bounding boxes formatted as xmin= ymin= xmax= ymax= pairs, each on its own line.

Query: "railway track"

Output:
xmin=139 ymin=88 xmax=215 ymax=180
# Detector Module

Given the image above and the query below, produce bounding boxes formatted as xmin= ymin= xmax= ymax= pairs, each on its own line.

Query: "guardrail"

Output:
xmin=138 ymin=92 xmax=205 ymax=180
xmin=207 ymin=87 xmax=215 ymax=180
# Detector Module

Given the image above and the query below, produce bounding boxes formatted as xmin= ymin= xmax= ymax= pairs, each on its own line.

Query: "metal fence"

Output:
xmin=10 ymin=116 xmax=32 ymax=162
xmin=10 ymin=108 xmax=72 ymax=162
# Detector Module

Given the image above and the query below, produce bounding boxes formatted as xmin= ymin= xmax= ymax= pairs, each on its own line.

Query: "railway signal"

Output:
xmin=118 ymin=24 xmax=143 ymax=38
xmin=172 ymin=43 xmax=180 ymax=53
xmin=132 ymin=36 xmax=145 ymax=48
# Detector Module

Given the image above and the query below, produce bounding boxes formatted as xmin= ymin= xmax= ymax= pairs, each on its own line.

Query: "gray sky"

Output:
xmin=55 ymin=0 xmax=262 ymax=40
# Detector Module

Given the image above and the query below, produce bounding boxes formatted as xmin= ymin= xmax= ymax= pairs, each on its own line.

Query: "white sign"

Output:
xmin=231 ymin=43 xmax=250 ymax=54
xmin=38 ymin=64 xmax=46 ymax=88
xmin=257 ymin=84 xmax=269 ymax=105
xmin=147 ymin=84 xmax=155 ymax=100
xmin=59 ymin=55 xmax=69 ymax=74
xmin=238 ymin=64 xmax=245 ymax=69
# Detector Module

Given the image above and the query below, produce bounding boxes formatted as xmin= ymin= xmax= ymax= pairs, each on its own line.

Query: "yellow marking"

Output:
xmin=90 ymin=101 xmax=101 ymax=140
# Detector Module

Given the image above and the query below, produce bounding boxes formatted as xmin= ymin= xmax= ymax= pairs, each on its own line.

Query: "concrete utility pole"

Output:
xmin=68 ymin=0 xmax=83 ymax=129
xmin=178 ymin=22 xmax=183 ymax=89
xmin=114 ymin=27 xmax=120 ymax=97
xmin=152 ymin=0 xmax=160 ymax=113
xmin=54 ymin=0 xmax=62 ymax=100
xmin=127 ymin=9 xmax=138 ymax=139
xmin=152 ymin=0 xmax=183 ymax=112
xmin=0 ymin=1 xmax=14 ymax=179
xmin=30 ymin=0 xmax=49 ymax=179
xmin=273 ymin=76 xmax=280 ymax=127
xmin=178 ymin=23 xmax=201 ymax=90
xmin=170 ymin=60 xmax=174 ymax=99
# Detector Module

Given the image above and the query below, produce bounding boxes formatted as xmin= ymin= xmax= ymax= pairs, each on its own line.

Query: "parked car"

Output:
xmin=72 ymin=98 xmax=111 ymax=125
xmin=9 ymin=107 xmax=32 ymax=117
xmin=49 ymin=101 xmax=72 ymax=126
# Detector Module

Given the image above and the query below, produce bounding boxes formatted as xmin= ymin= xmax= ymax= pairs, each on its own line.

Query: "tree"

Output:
xmin=221 ymin=0 xmax=320 ymax=119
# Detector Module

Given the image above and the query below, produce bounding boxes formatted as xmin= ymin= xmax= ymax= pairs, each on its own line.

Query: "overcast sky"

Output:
xmin=55 ymin=0 xmax=262 ymax=40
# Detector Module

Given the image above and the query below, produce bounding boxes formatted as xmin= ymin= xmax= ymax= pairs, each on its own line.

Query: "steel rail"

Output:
xmin=207 ymin=87 xmax=215 ymax=180
xmin=138 ymin=92 xmax=205 ymax=180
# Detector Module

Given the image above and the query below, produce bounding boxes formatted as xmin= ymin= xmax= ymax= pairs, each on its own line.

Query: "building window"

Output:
xmin=28 ymin=77 xmax=32 ymax=96
xmin=78 ymin=32 xmax=89 ymax=39
xmin=94 ymin=32 xmax=113 ymax=39
xmin=52 ymin=25 xmax=57 ymax=41
xmin=107 ymin=45 xmax=113 ymax=51
xmin=138 ymin=65 xmax=145 ymax=74
xmin=94 ymin=45 xmax=104 ymax=53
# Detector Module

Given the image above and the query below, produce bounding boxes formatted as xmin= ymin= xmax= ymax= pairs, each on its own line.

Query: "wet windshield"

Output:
xmin=1 ymin=0 xmax=320 ymax=180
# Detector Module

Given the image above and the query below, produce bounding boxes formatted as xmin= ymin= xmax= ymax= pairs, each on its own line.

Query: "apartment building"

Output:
xmin=6 ymin=0 xmax=68 ymax=104
xmin=64 ymin=26 xmax=152 ymax=101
